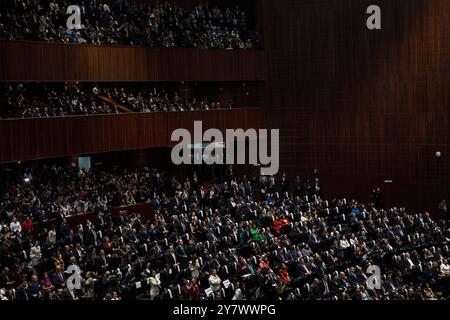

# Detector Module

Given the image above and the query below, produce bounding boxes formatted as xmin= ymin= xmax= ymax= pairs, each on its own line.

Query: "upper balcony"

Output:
xmin=0 ymin=0 xmax=265 ymax=81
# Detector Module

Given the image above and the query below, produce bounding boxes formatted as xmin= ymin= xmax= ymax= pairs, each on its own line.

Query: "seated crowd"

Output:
xmin=0 ymin=82 xmax=228 ymax=118
xmin=103 ymin=86 xmax=227 ymax=112
xmin=0 ymin=82 xmax=117 ymax=118
xmin=0 ymin=0 xmax=262 ymax=49
xmin=0 ymin=163 xmax=449 ymax=301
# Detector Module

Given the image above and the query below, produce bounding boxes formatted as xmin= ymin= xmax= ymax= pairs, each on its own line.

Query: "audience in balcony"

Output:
xmin=0 ymin=82 xmax=117 ymax=118
xmin=0 ymin=82 xmax=231 ymax=118
xmin=0 ymin=0 xmax=262 ymax=49
xmin=0 ymin=162 xmax=449 ymax=301
xmin=103 ymin=86 xmax=226 ymax=112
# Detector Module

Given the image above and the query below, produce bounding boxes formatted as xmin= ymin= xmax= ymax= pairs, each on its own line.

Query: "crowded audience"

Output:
xmin=103 ymin=86 xmax=227 ymax=112
xmin=0 ymin=82 xmax=118 ymax=118
xmin=0 ymin=0 xmax=262 ymax=49
xmin=0 ymin=162 xmax=449 ymax=301
xmin=0 ymin=82 xmax=230 ymax=118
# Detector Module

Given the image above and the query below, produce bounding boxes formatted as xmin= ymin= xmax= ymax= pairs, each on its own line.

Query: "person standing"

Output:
xmin=149 ymin=270 xmax=161 ymax=300
xmin=371 ymin=187 xmax=383 ymax=210
xmin=438 ymin=200 xmax=447 ymax=219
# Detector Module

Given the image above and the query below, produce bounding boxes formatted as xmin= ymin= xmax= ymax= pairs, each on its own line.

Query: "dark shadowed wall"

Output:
xmin=263 ymin=0 xmax=450 ymax=213
xmin=0 ymin=108 xmax=265 ymax=164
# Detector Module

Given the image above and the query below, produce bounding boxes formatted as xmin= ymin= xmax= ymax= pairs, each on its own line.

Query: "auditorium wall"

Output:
xmin=263 ymin=0 xmax=450 ymax=212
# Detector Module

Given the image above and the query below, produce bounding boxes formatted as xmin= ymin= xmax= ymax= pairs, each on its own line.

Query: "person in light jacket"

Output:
xmin=149 ymin=270 xmax=161 ymax=300
xmin=208 ymin=269 xmax=222 ymax=292
xmin=29 ymin=241 xmax=42 ymax=268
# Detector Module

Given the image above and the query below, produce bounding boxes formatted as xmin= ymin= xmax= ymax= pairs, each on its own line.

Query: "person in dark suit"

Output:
xmin=64 ymin=229 xmax=75 ymax=245
xmin=15 ymin=280 xmax=30 ymax=301
xmin=293 ymin=176 xmax=302 ymax=197
xmin=159 ymin=265 xmax=173 ymax=287
xmin=307 ymin=229 xmax=320 ymax=246
xmin=347 ymin=266 xmax=359 ymax=285
xmin=309 ymin=278 xmax=322 ymax=300
xmin=176 ymin=240 xmax=188 ymax=269
xmin=438 ymin=200 xmax=448 ymax=219
xmin=95 ymin=249 xmax=108 ymax=272
xmin=164 ymin=244 xmax=178 ymax=266
xmin=319 ymin=274 xmax=331 ymax=297
xmin=281 ymin=173 xmax=289 ymax=194
xmin=74 ymin=227 xmax=85 ymax=245
xmin=335 ymin=272 xmax=350 ymax=289
xmin=59 ymin=219 xmax=70 ymax=239
xmin=132 ymin=256 xmax=145 ymax=274
xmin=371 ymin=187 xmax=383 ymax=210
xmin=26 ymin=274 xmax=41 ymax=300
xmin=72 ymin=243 xmax=85 ymax=265
xmin=51 ymin=265 xmax=66 ymax=289
xmin=94 ymin=211 xmax=105 ymax=230
xmin=0 ymin=267 xmax=14 ymax=289
xmin=85 ymin=225 xmax=97 ymax=247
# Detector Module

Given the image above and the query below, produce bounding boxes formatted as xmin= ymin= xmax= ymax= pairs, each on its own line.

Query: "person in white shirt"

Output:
xmin=208 ymin=269 xmax=222 ymax=292
xmin=349 ymin=234 xmax=359 ymax=246
xmin=48 ymin=227 xmax=57 ymax=244
xmin=149 ymin=270 xmax=161 ymax=300
xmin=60 ymin=202 xmax=72 ymax=217
xmin=339 ymin=236 xmax=351 ymax=259
xmin=232 ymin=282 xmax=244 ymax=300
xmin=10 ymin=217 xmax=21 ymax=234
xmin=404 ymin=253 xmax=415 ymax=270
xmin=189 ymin=259 xmax=200 ymax=279
xmin=29 ymin=242 xmax=42 ymax=267
xmin=339 ymin=236 xmax=351 ymax=249
xmin=440 ymin=259 xmax=450 ymax=277
xmin=110 ymin=291 xmax=121 ymax=300
xmin=0 ymin=288 xmax=8 ymax=300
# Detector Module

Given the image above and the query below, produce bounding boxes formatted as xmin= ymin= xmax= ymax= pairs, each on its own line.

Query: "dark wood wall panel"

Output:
xmin=0 ymin=41 xmax=266 ymax=81
xmin=263 ymin=0 xmax=450 ymax=213
xmin=0 ymin=108 xmax=265 ymax=163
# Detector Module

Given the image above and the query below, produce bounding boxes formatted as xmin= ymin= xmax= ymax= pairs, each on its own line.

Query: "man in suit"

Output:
xmin=309 ymin=278 xmax=322 ymax=300
xmin=15 ymin=280 xmax=29 ymax=301
xmin=320 ymin=274 xmax=331 ymax=297
xmin=27 ymin=275 xmax=41 ymax=300
xmin=94 ymin=211 xmax=105 ymax=230
xmin=73 ymin=226 xmax=85 ymax=245
xmin=159 ymin=265 xmax=173 ymax=287
xmin=95 ymin=249 xmax=108 ymax=272
xmin=64 ymin=229 xmax=75 ymax=245
xmin=52 ymin=265 xmax=66 ymax=289
xmin=85 ymin=225 xmax=98 ymax=247
xmin=165 ymin=244 xmax=178 ymax=266
xmin=132 ymin=256 xmax=145 ymax=274
xmin=59 ymin=219 xmax=70 ymax=238
xmin=347 ymin=266 xmax=359 ymax=285
xmin=72 ymin=242 xmax=85 ymax=265
xmin=0 ymin=267 xmax=14 ymax=289
xmin=114 ymin=211 xmax=125 ymax=226
xmin=176 ymin=239 xmax=188 ymax=269
xmin=335 ymin=272 xmax=350 ymax=289
xmin=298 ymin=258 xmax=311 ymax=278
xmin=307 ymin=229 xmax=320 ymax=246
